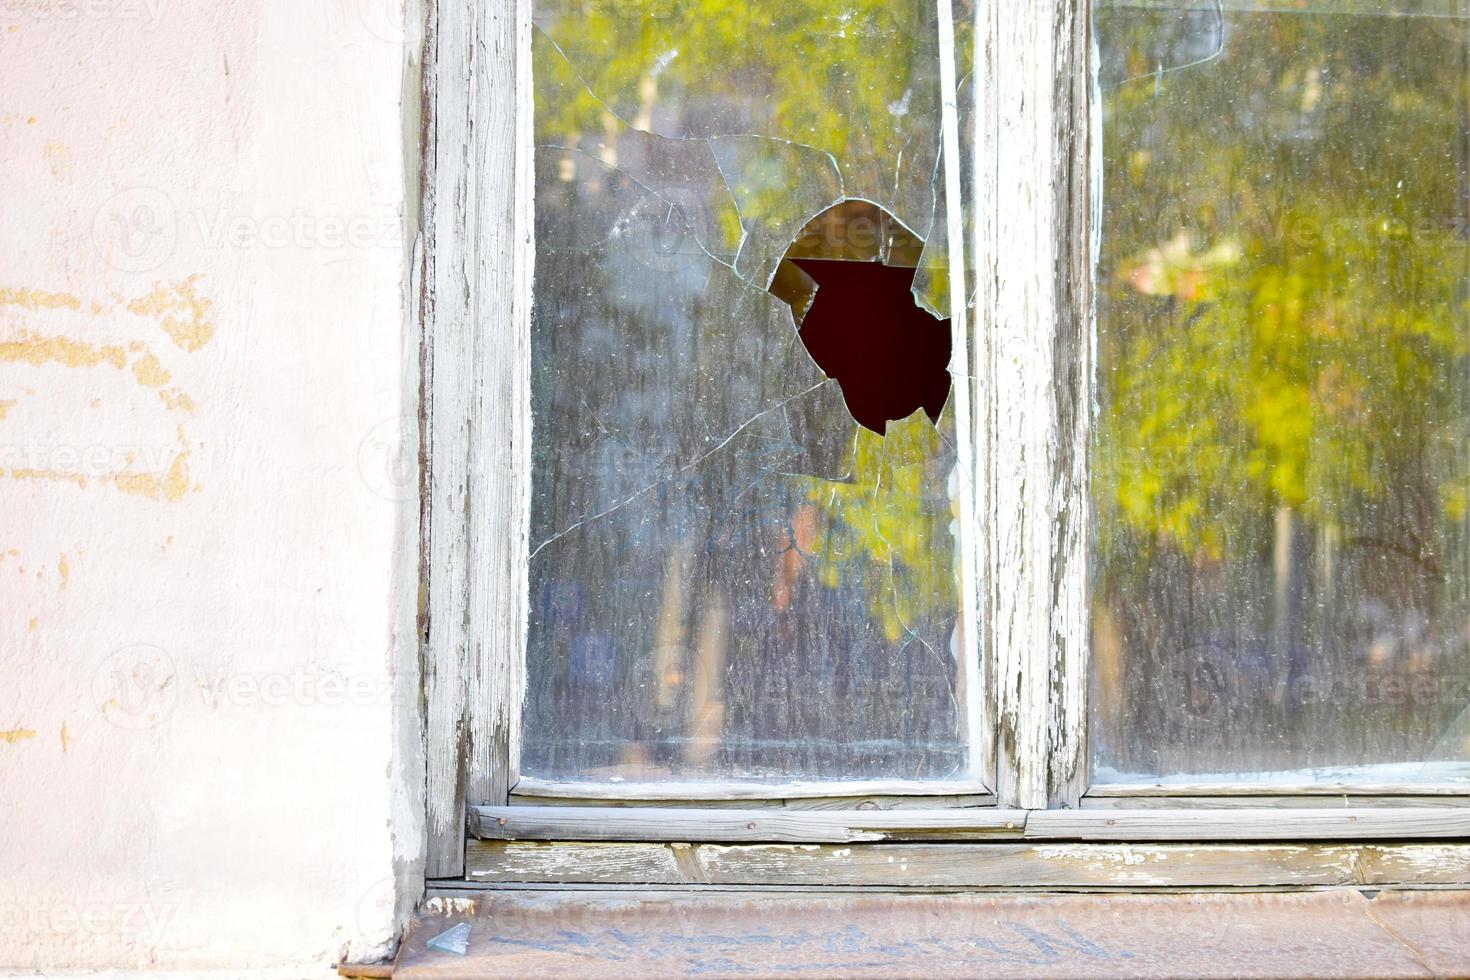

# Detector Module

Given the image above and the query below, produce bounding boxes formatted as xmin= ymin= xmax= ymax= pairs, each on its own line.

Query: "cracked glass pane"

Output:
xmin=1092 ymin=0 xmax=1470 ymax=786
xmin=523 ymin=0 xmax=978 ymax=785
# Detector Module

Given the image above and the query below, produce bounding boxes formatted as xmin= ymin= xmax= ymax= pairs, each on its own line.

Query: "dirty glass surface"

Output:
xmin=1092 ymin=0 xmax=1470 ymax=785
xmin=522 ymin=1 xmax=980 ymax=785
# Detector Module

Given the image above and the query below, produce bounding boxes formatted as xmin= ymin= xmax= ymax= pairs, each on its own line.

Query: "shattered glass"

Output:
xmin=522 ymin=0 xmax=979 ymax=784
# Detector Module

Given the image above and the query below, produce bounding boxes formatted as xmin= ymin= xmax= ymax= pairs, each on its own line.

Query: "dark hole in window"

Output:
xmin=769 ymin=200 xmax=953 ymax=436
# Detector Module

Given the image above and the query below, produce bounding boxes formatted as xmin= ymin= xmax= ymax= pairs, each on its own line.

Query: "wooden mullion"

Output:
xmin=980 ymin=0 xmax=1094 ymax=808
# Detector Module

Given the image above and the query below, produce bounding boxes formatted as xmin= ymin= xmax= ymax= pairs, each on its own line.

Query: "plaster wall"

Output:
xmin=0 ymin=0 xmax=423 ymax=972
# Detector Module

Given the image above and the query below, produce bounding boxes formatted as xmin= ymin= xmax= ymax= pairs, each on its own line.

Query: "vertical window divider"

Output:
xmin=977 ymin=0 xmax=1094 ymax=810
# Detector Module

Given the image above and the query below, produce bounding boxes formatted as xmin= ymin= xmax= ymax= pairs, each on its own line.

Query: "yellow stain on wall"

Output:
xmin=130 ymin=351 xmax=171 ymax=388
xmin=0 ymin=332 xmax=127 ymax=370
xmin=0 ymin=287 xmax=81 ymax=312
xmin=127 ymin=276 xmax=215 ymax=352
xmin=0 ymin=279 xmax=214 ymax=500
xmin=44 ymin=140 xmax=71 ymax=181
xmin=0 ymin=728 xmax=37 ymax=744
xmin=6 ymin=468 xmax=88 ymax=489
xmin=159 ymin=388 xmax=196 ymax=415
xmin=58 ymin=553 xmax=69 ymax=588
xmin=27 ymin=617 xmax=38 ymax=632
xmin=109 ymin=439 xmax=191 ymax=503
xmin=59 ymin=722 xmax=71 ymax=753
xmin=0 ymin=399 xmax=14 ymax=420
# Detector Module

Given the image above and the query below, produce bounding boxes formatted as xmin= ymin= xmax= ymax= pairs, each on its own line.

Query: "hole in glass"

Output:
xmin=772 ymin=200 xmax=953 ymax=435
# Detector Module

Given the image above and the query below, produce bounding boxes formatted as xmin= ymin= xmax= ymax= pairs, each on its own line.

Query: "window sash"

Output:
xmin=419 ymin=0 xmax=1470 ymax=882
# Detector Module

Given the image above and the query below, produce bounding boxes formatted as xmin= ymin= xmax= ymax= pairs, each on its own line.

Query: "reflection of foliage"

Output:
xmin=534 ymin=0 xmax=964 ymax=236
xmin=536 ymin=0 xmax=930 ymax=155
xmin=801 ymin=413 xmax=957 ymax=643
xmin=535 ymin=2 xmax=970 ymax=642
xmin=1096 ymin=9 xmax=1470 ymax=570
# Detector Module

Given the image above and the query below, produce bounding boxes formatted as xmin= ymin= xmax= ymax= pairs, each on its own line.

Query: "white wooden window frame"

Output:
xmin=415 ymin=0 xmax=1470 ymax=886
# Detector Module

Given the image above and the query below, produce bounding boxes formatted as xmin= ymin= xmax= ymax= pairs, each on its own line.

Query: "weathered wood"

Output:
xmin=509 ymin=792 xmax=997 ymax=810
xmin=1090 ymin=781 xmax=1470 ymax=798
xmin=1359 ymin=844 xmax=1470 ymax=885
xmin=473 ymin=806 xmax=1028 ymax=842
xmin=466 ymin=842 xmax=684 ymax=884
xmin=509 ymin=777 xmax=994 ymax=803
xmin=978 ymin=0 xmax=1093 ymax=809
xmin=465 ymin=841 xmax=1470 ymax=888
xmin=1082 ymin=794 xmax=1470 ymax=810
xmin=477 ymin=805 xmax=1470 ymax=843
xmin=421 ymin=0 xmax=533 ymax=877
xmin=1026 ymin=808 xmax=1470 ymax=840
xmin=1054 ymin=0 xmax=1096 ymax=809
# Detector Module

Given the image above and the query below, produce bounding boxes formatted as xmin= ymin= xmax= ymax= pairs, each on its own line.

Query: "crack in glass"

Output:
xmin=522 ymin=0 xmax=979 ymax=784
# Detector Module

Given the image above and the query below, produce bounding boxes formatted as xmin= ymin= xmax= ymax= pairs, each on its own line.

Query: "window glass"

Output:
xmin=1093 ymin=0 xmax=1470 ymax=784
xmin=523 ymin=1 xmax=980 ymax=785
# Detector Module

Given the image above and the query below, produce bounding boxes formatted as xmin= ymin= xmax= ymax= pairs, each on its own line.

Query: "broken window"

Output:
xmin=1091 ymin=0 xmax=1470 ymax=786
xmin=522 ymin=1 xmax=980 ymax=786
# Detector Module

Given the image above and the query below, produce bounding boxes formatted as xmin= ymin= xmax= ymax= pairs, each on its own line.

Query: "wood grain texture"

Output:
xmin=1026 ymin=808 xmax=1470 ymax=840
xmin=421 ymin=0 xmax=533 ymax=878
xmin=509 ymin=777 xmax=994 ymax=803
xmin=477 ymin=805 xmax=1470 ymax=842
xmin=977 ymin=0 xmax=1093 ymax=809
xmin=1090 ymin=781 xmax=1470 ymax=797
xmin=465 ymin=841 xmax=1470 ymax=888
xmin=473 ymin=806 xmax=1028 ymax=842
xmin=1082 ymin=794 xmax=1470 ymax=810
xmin=466 ymin=842 xmax=684 ymax=884
xmin=508 ymin=791 xmax=998 ymax=810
